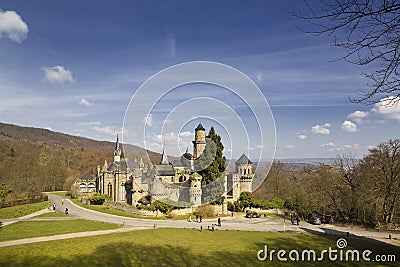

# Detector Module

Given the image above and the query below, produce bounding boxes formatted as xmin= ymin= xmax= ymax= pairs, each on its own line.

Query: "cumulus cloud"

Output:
xmin=311 ymin=123 xmax=330 ymax=135
xmin=93 ymin=126 xmax=120 ymax=136
xmin=348 ymin=110 xmax=369 ymax=124
xmin=372 ymin=96 xmax=400 ymax=120
xmin=341 ymin=120 xmax=358 ymax=132
xmin=298 ymin=134 xmax=307 ymax=140
xmin=79 ymin=99 xmax=91 ymax=106
xmin=41 ymin=65 xmax=75 ymax=84
xmin=320 ymin=142 xmax=335 ymax=147
xmin=0 ymin=10 xmax=28 ymax=43
xmin=179 ymin=131 xmax=193 ymax=138
xmin=142 ymin=114 xmax=153 ymax=127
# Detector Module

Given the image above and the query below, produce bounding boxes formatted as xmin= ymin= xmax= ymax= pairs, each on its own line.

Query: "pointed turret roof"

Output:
xmin=195 ymin=123 xmax=205 ymax=131
xmin=115 ymin=134 xmax=120 ymax=150
xmin=160 ymin=149 xmax=170 ymax=165
xmin=236 ymin=153 xmax=252 ymax=164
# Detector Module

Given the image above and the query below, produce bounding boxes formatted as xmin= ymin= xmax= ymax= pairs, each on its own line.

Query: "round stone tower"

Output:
xmin=192 ymin=123 xmax=206 ymax=159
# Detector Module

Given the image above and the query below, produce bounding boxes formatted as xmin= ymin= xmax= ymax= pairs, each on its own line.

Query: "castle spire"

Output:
xmin=114 ymin=134 xmax=121 ymax=162
xmin=160 ymin=147 xmax=170 ymax=165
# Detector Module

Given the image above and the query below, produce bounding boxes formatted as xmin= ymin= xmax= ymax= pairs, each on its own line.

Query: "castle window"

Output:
xmin=179 ymin=176 xmax=185 ymax=183
xmin=107 ymin=183 xmax=112 ymax=198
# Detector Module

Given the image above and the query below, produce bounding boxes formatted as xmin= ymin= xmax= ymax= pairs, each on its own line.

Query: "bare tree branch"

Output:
xmin=292 ymin=0 xmax=400 ymax=105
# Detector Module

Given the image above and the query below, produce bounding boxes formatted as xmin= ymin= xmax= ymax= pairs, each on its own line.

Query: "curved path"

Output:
xmin=0 ymin=193 xmax=398 ymax=248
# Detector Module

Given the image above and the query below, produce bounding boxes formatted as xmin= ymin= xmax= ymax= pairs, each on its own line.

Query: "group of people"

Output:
xmin=189 ymin=214 xmax=203 ymax=223
xmin=197 ymin=217 xmax=222 ymax=232
xmin=52 ymin=200 xmax=68 ymax=215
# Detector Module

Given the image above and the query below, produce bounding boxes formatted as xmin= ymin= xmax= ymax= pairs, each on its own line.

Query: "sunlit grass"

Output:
xmin=0 ymin=229 xmax=398 ymax=266
xmin=0 ymin=220 xmax=120 ymax=241
xmin=0 ymin=201 xmax=49 ymax=219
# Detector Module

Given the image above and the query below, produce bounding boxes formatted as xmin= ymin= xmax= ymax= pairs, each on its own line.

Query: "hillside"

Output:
xmin=0 ymin=122 xmax=162 ymax=199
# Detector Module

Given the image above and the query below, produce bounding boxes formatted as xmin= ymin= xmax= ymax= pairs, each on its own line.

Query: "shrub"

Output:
xmin=195 ymin=204 xmax=215 ymax=218
xmin=88 ymin=193 xmax=110 ymax=205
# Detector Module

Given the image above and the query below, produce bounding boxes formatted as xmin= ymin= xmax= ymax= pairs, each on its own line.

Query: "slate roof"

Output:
xmin=107 ymin=161 xmax=128 ymax=172
xmin=195 ymin=123 xmax=205 ymax=131
xmin=236 ymin=153 xmax=252 ymax=164
xmin=78 ymin=173 xmax=95 ymax=181
xmin=155 ymin=164 xmax=175 ymax=176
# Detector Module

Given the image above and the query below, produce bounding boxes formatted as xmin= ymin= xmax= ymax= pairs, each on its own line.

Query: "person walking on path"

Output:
xmin=218 ymin=217 xmax=221 ymax=227
xmin=53 ymin=203 xmax=56 ymax=211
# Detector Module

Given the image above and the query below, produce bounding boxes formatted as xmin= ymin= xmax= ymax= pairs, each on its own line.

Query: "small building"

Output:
xmin=73 ymin=173 xmax=96 ymax=194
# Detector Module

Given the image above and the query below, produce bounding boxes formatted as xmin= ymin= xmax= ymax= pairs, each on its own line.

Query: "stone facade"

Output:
xmin=75 ymin=123 xmax=254 ymax=208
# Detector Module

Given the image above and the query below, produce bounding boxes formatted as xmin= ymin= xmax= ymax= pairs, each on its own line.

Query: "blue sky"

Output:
xmin=1 ymin=0 xmax=400 ymax=160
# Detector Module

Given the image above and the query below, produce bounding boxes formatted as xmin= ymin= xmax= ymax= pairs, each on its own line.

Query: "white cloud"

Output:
xmin=41 ymin=65 xmax=75 ymax=84
xmin=79 ymin=121 xmax=101 ymax=126
xmin=320 ymin=142 xmax=335 ymax=147
xmin=179 ymin=131 xmax=193 ymax=138
xmin=298 ymin=134 xmax=307 ymax=140
xmin=142 ymin=114 xmax=153 ymax=127
xmin=285 ymin=144 xmax=294 ymax=149
xmin=341 ymin=120 xmax=358 ymax=132
xmin=344 ymin=144 xmax=360 ymax=149
xmin=167 ymin=33 xmax=176 ymax=58
xmin=0 ymin=10 xmax=28 ymax=43
xmin=256 ymin=72 xmax=263 ymax=83
xmin=372 ymin=96 xmax=400 ymax=120
xmin=79 ymin=98 xmax=91 ymax=106
xmin=93 ymin=126 xmax=120 ymax=136
xmin=311 ymin=123 xmax=330 ymax=135
xmin=348 ymin=110 xmax=369 ymax=124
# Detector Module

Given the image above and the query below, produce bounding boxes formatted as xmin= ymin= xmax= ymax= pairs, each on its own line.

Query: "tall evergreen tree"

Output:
xmin=198 ymin=127 xmax=226 ymax=204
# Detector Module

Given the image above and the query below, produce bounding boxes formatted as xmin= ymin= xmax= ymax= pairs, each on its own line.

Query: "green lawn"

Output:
xmin=0 ymin=220 xmax=120 ymax=241
xmin=70 ymin=198 xmax=189 ymax=220
xmin=0 ymin=201 xmax=49 ymax=219
xmin=34 ymin=212 xmax=68 ymax=218
xmin=0 ymin=229 xmax=398 ymax=266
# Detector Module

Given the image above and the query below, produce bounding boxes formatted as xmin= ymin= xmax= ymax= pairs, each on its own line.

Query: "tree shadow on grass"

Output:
xmin=4 ymin=242 xmax=256 ymax=267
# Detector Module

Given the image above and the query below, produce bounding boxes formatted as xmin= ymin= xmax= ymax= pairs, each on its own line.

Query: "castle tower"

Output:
xmin=189 ymin=172 xmax=202 ymax=206
xmin=236 ymin=153 xmax=253 ymax=193
xmin=114 ymin=134 xmax=122 ymax=162
xmin=192 ymin=123 xmax=206 ymax=159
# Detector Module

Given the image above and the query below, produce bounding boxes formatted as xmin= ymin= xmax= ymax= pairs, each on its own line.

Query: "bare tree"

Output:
xmin=292 ymin=0 xmax=400 ymax=104
xmin=362 ymin=139 xmax=400 ymax=223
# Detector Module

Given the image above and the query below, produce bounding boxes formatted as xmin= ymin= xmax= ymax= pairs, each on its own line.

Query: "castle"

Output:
xmin=88 ymin=123 xmax=254 ymax=206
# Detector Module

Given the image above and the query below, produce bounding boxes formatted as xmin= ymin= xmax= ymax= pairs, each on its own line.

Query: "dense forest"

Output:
xmin=254 ymin=139 xmax=400 ymax=226
xmin=0 ymin=122 xmax=161 ymax=200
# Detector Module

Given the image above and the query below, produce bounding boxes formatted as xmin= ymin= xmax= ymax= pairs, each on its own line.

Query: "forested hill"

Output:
xmin=0 ymin=122 xmax=161 ymax=199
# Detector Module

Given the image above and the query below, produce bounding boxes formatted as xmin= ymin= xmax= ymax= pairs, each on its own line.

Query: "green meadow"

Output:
xmin=0 ymin=228 xmax=398 ymax=267
xmin=0 ymin=201 xmax=49 ymax=219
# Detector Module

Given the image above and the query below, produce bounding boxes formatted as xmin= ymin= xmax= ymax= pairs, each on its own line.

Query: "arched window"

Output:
xmin=179 ymin=176 xmax=185 ymax=183
xmin=107 ymin=183 xmax=112 ymax=198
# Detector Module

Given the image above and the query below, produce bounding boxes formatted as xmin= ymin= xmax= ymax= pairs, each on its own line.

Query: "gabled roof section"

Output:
xmin=236 ymin=153 xmax=252 ymax=164
xmin=107 ymin=161 xmax=128 ymax=172
xmin=78 ymin=173 xmax=95 ymax=181
xmin=155 ymin=164 xmax=175 ymax=176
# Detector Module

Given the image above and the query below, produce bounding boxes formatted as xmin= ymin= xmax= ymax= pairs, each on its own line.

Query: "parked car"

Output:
xmin=245 ymin=211 xmax=261 ymax=218
xmin=307 ymin=216 xmax=321 ymax=225
xmin=320 ymin=215 xmax=332 ymax=224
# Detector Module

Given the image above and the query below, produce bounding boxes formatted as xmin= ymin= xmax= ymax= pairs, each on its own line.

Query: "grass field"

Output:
xmin=0 ymin=228 xmax=398 ymax=266
xmin=0 ymin=220 xmax=120 ymax=241
xmin=0 ymin=201 xmax=49 ymax=219
xmin=34 ymin=212 xmax=68 ymax=218
xmin=70 ymin=198 xmax=190 ymax=220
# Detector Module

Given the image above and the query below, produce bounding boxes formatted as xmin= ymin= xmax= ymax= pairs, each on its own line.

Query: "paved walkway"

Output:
xmin=0 ymin=194 xmax=398 ymax=248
